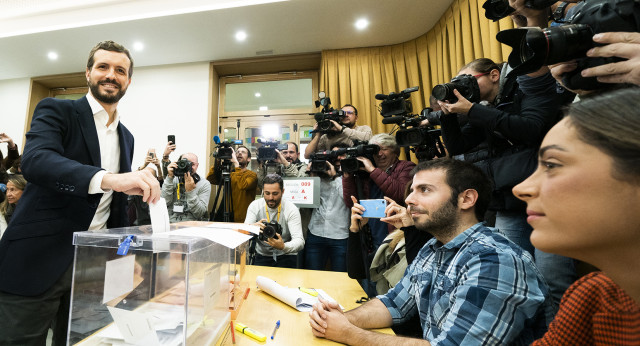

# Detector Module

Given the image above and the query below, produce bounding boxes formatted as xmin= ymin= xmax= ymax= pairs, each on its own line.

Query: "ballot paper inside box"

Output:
xmin=69 ymin=225 xmax=233 ymax=346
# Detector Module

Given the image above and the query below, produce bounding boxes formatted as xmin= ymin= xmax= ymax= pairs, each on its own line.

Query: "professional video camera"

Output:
xmin=482 ymin=0 xmax=555 ymax=21
xmin=376 ymin=86 xmax=419 ymax=117
xmin=432 ymin=74 xmax=481 ymax=103
xmin=334 ymin=141 xmax=380 ymax=174
xmin=257 ymin=139 xmax=289 ymax=162
xmin=378 ymin=86 xmax=446 ymax=162
xmin=259 ymin=220 xmax=283 ymax=241
xmin=213 ymin=136 xmax=243 ymax=160
xmin=496 ymin=0 xmax=640 ymax=90
xmin=312 ymin=91 xmax=345 ymax=133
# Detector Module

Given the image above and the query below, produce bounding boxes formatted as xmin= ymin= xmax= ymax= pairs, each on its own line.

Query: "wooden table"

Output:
xmin=218 ymin=266 xmax=394 ymax=345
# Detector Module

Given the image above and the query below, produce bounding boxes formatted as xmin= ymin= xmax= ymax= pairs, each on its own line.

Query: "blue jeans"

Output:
xmin=253 ymin=254 xmax=298 ymax=268
xmin=304 ymin=232 xmax=348 ymax=272
xmin=495 ymin=211 xmax=535 ymax=256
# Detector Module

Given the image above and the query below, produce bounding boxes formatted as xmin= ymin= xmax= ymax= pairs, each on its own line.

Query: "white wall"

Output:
xmin=119 ymin=62 xmax=212 ymax=178
xmin=0 ymin=78 xmax=30 ymax=158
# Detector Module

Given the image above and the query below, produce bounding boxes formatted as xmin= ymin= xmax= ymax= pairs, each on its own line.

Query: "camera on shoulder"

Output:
xmin=259 ymin=220 xmax=283 ymax=241
xmin=312 ymin=91 xmax=346 ymax=133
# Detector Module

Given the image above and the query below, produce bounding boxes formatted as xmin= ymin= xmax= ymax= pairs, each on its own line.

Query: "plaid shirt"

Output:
xmin=533 ymin=271 xmax=640 ymax=345
xmin=378 ymin=223 xmax=554 ymax=345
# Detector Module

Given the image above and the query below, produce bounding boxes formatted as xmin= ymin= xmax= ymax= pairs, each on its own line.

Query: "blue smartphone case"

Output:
xmin=360 ymin=199 xmax=387 ymax=218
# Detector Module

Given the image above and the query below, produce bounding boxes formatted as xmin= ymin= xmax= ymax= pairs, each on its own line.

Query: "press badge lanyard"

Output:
xmin=264 ymin=203 xmax=282 ymax=261
xmin=173 ymin=181 xmax=184 ymax=213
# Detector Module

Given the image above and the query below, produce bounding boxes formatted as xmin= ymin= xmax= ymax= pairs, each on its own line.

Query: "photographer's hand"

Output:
xmin=356 ymin=157 xmax=375 ymax=173
xmin=265 ymin=233 xmax=285 ymax=250
xmin=253 ymin=219 xmax=267 ymax=231
xmin=275 ymin=149 xmax=290 ymax=167
xmin=582 ymin=32 xmax=640 ymax=86
xmin=349 ymin=196 xmax=368 ymax=233
xmin=438 ymin=89 xmax=473 ymax=115
xmin=329 ymin=120 xmax=343 ymax=133
xmin=0 ymin=133 xmax=16 ymax=149
xmin=549 ymin=60 xmax=590 ymax=95
xmin=166 ymin=162 xmax=177 ymax=178
xmin=184 ymin=171 xmax=196 ymax=192
xmin=325 ymin=161 xmax=338 ymax=178
xmin=163 ymin=141 xmax=176 ymax=159
xmin=230 ymin=147 xmax=240 ymax=168
xmin=380 ymin=197 xmax=413 ymax=228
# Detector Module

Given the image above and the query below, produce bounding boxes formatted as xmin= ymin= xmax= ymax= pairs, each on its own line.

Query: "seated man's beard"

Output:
xmin=414 ymin=198 xmax=458 ymax=239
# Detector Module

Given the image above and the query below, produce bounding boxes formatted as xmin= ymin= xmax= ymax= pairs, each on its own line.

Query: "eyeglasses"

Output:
xmin=344 ymin=111 xmax=355 ymax=115
xmin=473 ymin=72 xmax=490 ymax=79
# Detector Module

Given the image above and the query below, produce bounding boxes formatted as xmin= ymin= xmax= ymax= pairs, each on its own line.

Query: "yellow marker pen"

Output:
xmin=299 ymin=287 xmax=318 ymax=297
xmin=235 ymin=322 xmax=267 ymax=342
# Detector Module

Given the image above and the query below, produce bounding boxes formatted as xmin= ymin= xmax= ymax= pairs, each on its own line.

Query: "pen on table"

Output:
xmin=271 ymin=320 xmax=280 ymax=340
xmin=244 ymin=287 xmax=250 ymax=299
xmin=235 ymin=322 xmax=267 ymax=342
xmin=230 ymin=321 xmax=236 ymax=344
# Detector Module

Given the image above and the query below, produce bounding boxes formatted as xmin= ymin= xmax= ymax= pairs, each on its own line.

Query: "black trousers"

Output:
xmin=0 ymin=264 xmax=72 ymax=346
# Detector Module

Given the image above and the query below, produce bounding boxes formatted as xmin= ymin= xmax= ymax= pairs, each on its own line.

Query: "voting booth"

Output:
xmin=69 ymin=223 xmax=249 ymax=345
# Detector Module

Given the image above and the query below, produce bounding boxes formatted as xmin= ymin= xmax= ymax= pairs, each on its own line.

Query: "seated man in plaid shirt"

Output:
xmin=309 ymin=159 xmax=554 ymax=345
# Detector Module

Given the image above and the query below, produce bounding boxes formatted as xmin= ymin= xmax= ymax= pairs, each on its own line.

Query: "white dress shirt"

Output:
xmin=86 ymin=91 xmax=121 ymax=230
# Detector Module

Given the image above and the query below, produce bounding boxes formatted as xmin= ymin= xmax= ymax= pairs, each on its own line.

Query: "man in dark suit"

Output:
xmin=0 ymin=41 xmax=161 ymax=345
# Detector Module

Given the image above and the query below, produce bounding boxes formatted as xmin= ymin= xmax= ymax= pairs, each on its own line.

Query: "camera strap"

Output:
xmin=264 ymin=203 xmax=281 ymax=223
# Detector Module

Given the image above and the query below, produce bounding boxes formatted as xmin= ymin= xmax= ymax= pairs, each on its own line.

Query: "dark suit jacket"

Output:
xmin=0 ymin=96 xmax=133 ymax=296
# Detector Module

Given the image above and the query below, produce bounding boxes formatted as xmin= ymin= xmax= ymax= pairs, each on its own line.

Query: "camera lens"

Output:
xmin=432 ymin=83 xmax=455 ymax=103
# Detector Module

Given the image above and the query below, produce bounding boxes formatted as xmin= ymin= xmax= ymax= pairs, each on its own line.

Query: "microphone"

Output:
xmin=375 ymin=94 xmax=388 ymax=100
xmin=381 ymin=116 xmax=405 ymax=124
xmin=402 ymin=86 xmax=419 ymax=94
xmin=213 ymin=135 xmax=221 ymax=144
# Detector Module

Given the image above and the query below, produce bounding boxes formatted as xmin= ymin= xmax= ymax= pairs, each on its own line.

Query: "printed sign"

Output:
xmin=282 ymin=177 xmax=320 ymax=208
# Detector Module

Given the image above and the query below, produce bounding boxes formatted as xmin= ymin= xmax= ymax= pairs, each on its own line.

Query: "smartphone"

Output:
xmin=148 ymin=148 xmax=156 ymax=159
xmin=168 ymin=135 xmax=175 ymax=145
xmin=360 ymin=199 xmax=387 ymax=218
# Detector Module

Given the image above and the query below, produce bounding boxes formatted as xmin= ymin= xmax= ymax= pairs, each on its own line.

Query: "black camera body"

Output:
xmin=259 ymin=220 xmax=283 ymax=241
xmin=257 ymin=139 xmax=289 ymax=162
xmin=497 ymin=0 xmax=640 ymax=90
xmin=213 ymin=139 xmax=243 ymax=160
xmin=313 ymin=92 xmax=346 ymax=133
xmin=336 ymin=142 xmax=380 ymax=174
xmin=174 ymin=158 xmax=193 ymax=176
xmin=482 ymin=0 xmax=555 ymax=21
xmin=432 ymin=74 xmax=481 ymax=104
xmin=309 ymin=151 xmax=340 ymax=173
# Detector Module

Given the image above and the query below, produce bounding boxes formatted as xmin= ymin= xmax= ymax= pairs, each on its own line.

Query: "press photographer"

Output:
xmin=161 ymin=153 xmax=211 ymax=222
xmin=257 ymin=141 xmax=308 ymax=188
xmin=245 ymin=174 xmax=304 ymax=268
xmin=304 ymin=93 xmax=372 ymax=159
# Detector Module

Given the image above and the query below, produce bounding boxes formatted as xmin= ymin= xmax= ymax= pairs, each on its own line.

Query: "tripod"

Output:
xmin=211 ymin=160 xmax=234 ymax=222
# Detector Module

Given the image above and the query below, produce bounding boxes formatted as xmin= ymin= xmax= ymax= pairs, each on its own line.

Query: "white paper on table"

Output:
xmin=256 ymin=276 xmax=343 ymax=312
xmin=205 ymin=222 xmax=261 ymax=235
xmin=107 ymin=306 xmax=160 ymax=345
xmin=149 ymin=197 xmax=170 ymax=233
xmin=157 ymin=227 xmax=253 ymax=249
xmin=103 ymin=256 xmax=135 ymax=303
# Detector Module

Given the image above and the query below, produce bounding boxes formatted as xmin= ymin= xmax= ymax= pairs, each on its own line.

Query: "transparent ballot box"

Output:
xmin=69 ymin=225 xmax=233 ymax=345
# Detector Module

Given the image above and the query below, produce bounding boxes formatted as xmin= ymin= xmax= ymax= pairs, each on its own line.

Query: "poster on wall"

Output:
xmin=282 ymin=177 xmax=320 ymax=208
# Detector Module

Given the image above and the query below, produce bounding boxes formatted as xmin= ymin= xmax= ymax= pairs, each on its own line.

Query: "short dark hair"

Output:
xmin=286 ymin=142 xmax=299 ymax=153
xmin=237 ymin=145 xmax=251 ymax=159
xmin=411 ymin=158 xmax=492 ymax=221
xmin=87 ymin=41 xmax=134 ymax=78
xmin=461 ymin=57 xmax=500 ymax=75
xmin=342 ymin=104 xmax=358 ymax=116
xmin=263 ymin=173 xmax=284 ymax=190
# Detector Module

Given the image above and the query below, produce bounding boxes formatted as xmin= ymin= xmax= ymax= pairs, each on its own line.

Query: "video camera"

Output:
xmin=308 ymin=150 xmax=341 ymax=173
xmin=432 ymin=74 xmax=481 ymax=104
xmin=174 ymin=158 xmax=193 ymax=176
xmin=334 ymin=142 xmax=380 ymax=174
xmin=378 ymin=86 xmax=446 ymax=161
xmin=496 ymin=0 xmax=640 ymax=90
xmin=313 ymin=91 xmax=345 ymax=133
xmin=259 ymin=220 xmax=283 ymax=241
xmin=482 ymin=0 xmax=555 ymax=21
xmin=257 ymin=139 xmax=289 ymax=162
xmin=213 ymin=136 xmax=243 ymax=160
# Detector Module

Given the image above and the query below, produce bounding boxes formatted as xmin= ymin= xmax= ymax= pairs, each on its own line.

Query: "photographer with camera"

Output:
xmin=304 ymin=104 xmax=372 ymax=159
xmin=257 ymin=142 xmax=308 ymax=188
xmin=305 ymin=143 xmax=351 ymax=272
xmin=162 ymin=152 xmax=211 ymax=222
xmin=207 ymin=145 xmax=257 ymax=223
xmin=244 ymin=174 xmax=304 ymax=268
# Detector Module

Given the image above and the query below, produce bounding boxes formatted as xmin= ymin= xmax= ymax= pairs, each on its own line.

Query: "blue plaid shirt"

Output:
xmin=378 ymin=223 xmax=554 ymax=345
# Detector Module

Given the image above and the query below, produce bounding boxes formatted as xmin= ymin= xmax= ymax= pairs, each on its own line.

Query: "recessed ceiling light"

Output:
xmin=47 ymin=51 xmax=58 ymax=60
xmin=355 ymin=18 xmax=369 ymax=30
xmin=133 ymin=42 xmax=144 ymax=51
xmin=235 ymin=31 xmax=247 ymax=42
xmin=255 ymin=92 xmax=261 ymax=98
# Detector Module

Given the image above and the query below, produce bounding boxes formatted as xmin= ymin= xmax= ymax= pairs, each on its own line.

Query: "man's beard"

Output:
xmin=412 ymin=198 xmax=458 ymax=239
xmin=266 ymin=199 xmax=280 ymax=209
xmin=89 ymin=78 xmax=127 ymax=104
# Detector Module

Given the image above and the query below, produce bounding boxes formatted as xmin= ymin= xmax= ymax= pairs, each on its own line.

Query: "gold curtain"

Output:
xmin=319 ymin=0 xmax=515 ymax=138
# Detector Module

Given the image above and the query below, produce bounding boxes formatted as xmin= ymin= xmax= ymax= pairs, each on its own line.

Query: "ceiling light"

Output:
xmin=259 ymin=106 xmax=268 ymax=111
xmin=133 ymin=42 xmax=144 ymax=51
xmin=355 ymin=18 xmax=369 ymax=30
xmin=255 ymin=92 xmax=261 ymax=98
xmin=47 ymin=51 xmax=58 ymax=60
xmin=235 ymin=31 xmax=247 ymax=42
